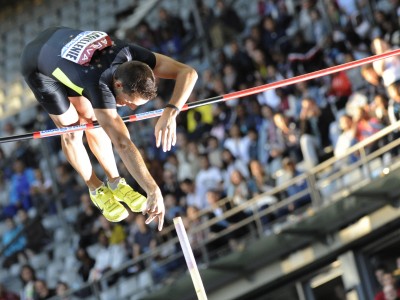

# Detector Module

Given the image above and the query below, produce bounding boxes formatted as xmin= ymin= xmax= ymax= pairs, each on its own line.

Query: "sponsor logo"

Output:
xmin=61 ymin=31 xmax=112 ymax=65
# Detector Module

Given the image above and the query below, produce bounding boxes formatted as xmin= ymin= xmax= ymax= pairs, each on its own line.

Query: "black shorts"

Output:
xmin=21 ymin=27 xmax=82 ymax=115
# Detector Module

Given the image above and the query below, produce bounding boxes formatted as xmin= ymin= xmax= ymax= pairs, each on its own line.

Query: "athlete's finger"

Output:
xmin=145 ymin=214 xmax=157 ymax=225
xmin=146 ymin=200 xmax=155 ymax=213
xmin=156 ymin=129 xmax=162 ymax=148
xmin=166 ymin=126 xmax=173 ymax=151
xmin=157 ymin=214 xmax=164 ymax=231
xmin=162 ymin=128 xmax=169 ymax=152
xmin=172 ymin=129 xmax=177 ymax=147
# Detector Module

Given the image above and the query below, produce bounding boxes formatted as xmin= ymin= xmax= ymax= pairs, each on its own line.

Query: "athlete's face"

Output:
xmin=115 ymin=92 xmax=149 ymax=109
xmin=113 ymin=79 xmax=149 ymax=109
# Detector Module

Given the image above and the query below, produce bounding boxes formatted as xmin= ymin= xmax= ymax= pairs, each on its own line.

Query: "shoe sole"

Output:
xmin=107 ymin=209 xmax=129 ymax=223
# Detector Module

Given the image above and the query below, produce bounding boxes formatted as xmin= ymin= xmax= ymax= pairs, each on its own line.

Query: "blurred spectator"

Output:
xmin=195 ymin=154 xmax=223 ymax=209
xmin=125 ymin=21 xmax=157 ymax=51
xmin=17 ymin=209 xmax=50 ymax=256
xmin=75 ymin=247 xmax=95 ymax=283
xmin=273 ymin=112 xmax=302 ymax=167
xmin=248 ymin=159 xmax=275 ymax=196
xmin=294 ymin=81 xmax=325 ymax=112
xmin=334 ymin=115 xmax=357 ymax=164
xmin=75 ymin=193 xmax=101 ymax=248
xmin=2 ymin=217 xmax=27 ymax=268
xmin=375 ymin=273 xmax=400 ymax=300
xmin=89 ymin=230 xmax=127 ymax=282
xmin=55 ymin=163 xmax=82 ymax=208
xmin=205 ymin=189 xmax=250 ymax=252
xmin=352 ymin=13 xmax=372 ymax=42
xmin=299 ymin=97 xmax=335 ymax=168
xmin=175 ymin=132 xmax=200 ymax=181
xmin=164 ymin=193 xmax=185 ymax=223
xmin=352 ymin=106 xmax=384 ymax=153
xmin=1 ymin=122 xmax=25 ymax=159
xmin=180 ymin=178 xmax=201 ymax=209
xmin=0 ymin=283 xmax=19 ymax=300
xmin=29 ymin=168 xmax=52 ymax=213
xmin=258 ymin=105 xmax=278 ymax=165
xmin=383 ymin=285 xmax=400 ymax=300
xmin=183 ymin=206 xmax=207 ymax=259
xmin=345 ymin=52 xmax=368 ymax=92
xmin=98 ymin=216 xmax=126 ymax=245
xmin=246 ymin=128 xmax=259 ymax=161
xmin=226 ymin=170 xmax=251 ymax=213
xmin=205 ymin=135 xmax=223 ymax=168
xmin=337 ymin=0 xmax=359 ymax=17
xmin=34 ymin=279 xmax=55 ymax=300
xmin=6 ymin=160 xmax=36 ymax=217
xmin=157 ymin=7 xmax=186 ymax=42
xmin=310 ymin=8 xmax=330 ymax=47
xmin=55 ymin=281 xmax=69 ymax=300
xmin=260 ymin=15 xmax=286 ymax=53
xmin=188 ymin=111 xmax=212 ymax=141
xmin=186 ymin=92 xmax=214 ymax=137
xmin=288 ymin=32 xmax=325 ymax=76
xmin=19 ymin=265 xmax=36 ymax=300
xmin=132 ymin=214 xmax=156 ymax=271
xmin=158 ymin=28 xmax=183 ymax=59
xmin=328 ymin=70 xmax=353 ymax=112
xmin=248 ymin=159 xmax=278 ymax=226
xmin=228 ymin=105 xmax=259 ymax=135
xmin=227 ymin=41 xmax=255 ymax=86
xmin=221 ymin=148 xmax=249 ymax=190
xmin=209 ymin=0 xmax=244 ymax=49
xmin=276 ymin=157 xmax=311 ymax=218
xmin=388 ymin=82 xmax=400 ymax=125
xmin=223 ymin=124 xmax=251 ymax=164
xmin=160 ymin=169 xmax=183 ymax=201
xmin=371 ymin=38 xmax=400 ymax=88
xmin=0 ymin=171 xmax=11 ymax=219
xmin=252 ymin=49 xmax=271 ymax=84
xmin=188 ymin=0 xmax=215 ymax=47
xmin=371 ymin=93 xmax=390 ymax=126
xmin=163 ymin=153 xmax=179 ymax=176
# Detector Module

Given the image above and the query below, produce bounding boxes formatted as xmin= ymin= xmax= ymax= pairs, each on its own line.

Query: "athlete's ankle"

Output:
xmin=89 ymin=182 xmax=105 ymax=195
xmin=108 ymin=177 xmax=121 ymax=190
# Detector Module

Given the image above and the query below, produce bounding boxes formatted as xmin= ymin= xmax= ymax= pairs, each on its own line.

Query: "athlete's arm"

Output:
xmin=94 ymin=107 xmax=165 ymax=230
xmin=152 ymin=53 xmax=198 ymax=152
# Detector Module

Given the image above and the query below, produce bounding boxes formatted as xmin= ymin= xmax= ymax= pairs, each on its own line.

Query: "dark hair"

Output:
xmin=114 ymin=61 xmax=157 ymax=100
xmin=20 ymin=264 xmax=36 ymax=283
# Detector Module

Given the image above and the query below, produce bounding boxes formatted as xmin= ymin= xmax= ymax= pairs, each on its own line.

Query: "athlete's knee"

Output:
xmin=61 ymin=132 xmax=84 ymax=148
xmin=59 ymin=122 xmax=84 ymax=145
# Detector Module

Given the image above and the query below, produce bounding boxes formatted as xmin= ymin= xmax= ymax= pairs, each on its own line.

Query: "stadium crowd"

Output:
xmin=1 ymin=0 xmax=400 ymax=299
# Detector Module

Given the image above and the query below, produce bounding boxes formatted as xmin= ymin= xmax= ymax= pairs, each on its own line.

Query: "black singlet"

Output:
xmin=20 ymin=26 xmax=156 ymax=115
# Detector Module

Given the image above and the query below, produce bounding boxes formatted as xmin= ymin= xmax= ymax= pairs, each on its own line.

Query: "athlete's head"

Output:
xmin=113 ymin=61 xmax=157 ymax=109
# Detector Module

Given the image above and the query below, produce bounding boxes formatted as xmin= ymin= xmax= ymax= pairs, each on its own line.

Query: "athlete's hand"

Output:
xmin=155 ymin=109 xmax=178 ymax=152
xmin=143 ymin=188 xmax=165 ymax=231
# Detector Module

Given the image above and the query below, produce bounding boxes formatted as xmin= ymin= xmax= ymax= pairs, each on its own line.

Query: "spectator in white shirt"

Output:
xmin=89 ymin=230 xmax=127 ymax=282
xmin=195 ymin=155 xmax=223 ymax=210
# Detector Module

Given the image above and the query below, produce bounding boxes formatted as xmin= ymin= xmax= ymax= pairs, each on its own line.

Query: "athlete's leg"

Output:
xmin=69 ymin=96 xmax=147 ymax=213
xmin=48 ymin=103 xmax=103 ymax=191
xmin=69 ymin=96 xmax=120 ymax=181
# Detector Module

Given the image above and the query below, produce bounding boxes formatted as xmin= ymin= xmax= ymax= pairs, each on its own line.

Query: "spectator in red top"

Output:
xmin=0 ymin=283 xmax=19 ymax=300
xmin=375 ymin=273 xmax=400 ymax=300
xmin=353 ymin=106 xmax=384 ymax=140
xmin=329 ymin=70 xmax=353 ymax=111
